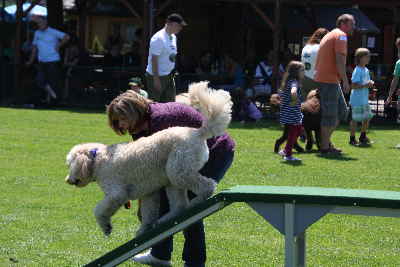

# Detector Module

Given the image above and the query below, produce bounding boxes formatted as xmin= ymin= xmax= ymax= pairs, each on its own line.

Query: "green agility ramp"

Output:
xmin=85 ymin=194 xmax=232 ymax=267
xmin=85 ymin=186 xmax=400 ymax=267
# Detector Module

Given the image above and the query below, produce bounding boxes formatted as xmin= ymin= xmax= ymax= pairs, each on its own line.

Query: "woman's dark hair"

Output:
xmin=307 ymin=28 xmax=329 ymax=45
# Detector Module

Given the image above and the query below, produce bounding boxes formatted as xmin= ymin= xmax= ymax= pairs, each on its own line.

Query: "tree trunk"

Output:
xmin=47 ymin=0 xmax=64 ymax=29
xmin=14 ymin=0 xmax=23 ymax=104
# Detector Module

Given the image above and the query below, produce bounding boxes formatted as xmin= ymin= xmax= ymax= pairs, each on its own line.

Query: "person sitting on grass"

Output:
xmin=128 ymin=77 xmax=148 ymax=99
xmin=349 ymin=48 xmax=374 ymax=146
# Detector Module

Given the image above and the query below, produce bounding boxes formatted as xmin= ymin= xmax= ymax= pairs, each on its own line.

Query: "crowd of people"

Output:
xmin=270 ymin=14 xmax=400 ymax=162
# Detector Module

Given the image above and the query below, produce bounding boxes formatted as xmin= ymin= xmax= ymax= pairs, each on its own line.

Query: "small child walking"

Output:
xmin=349 ymin=48 xmax=374 ymax=145
xmin=277 ymin=61 xmax=305 ymax=161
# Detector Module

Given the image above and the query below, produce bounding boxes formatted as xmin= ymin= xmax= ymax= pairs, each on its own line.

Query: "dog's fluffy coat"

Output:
xmin=65 ymin=82 xmax=232 ymax=236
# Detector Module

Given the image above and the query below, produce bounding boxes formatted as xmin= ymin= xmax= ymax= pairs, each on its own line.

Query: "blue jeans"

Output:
xmin=151 ymin=151 xmax=234 ymax=267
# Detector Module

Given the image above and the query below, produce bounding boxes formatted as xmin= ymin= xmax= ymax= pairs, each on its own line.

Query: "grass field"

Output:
xmin=1 ymin=107 xmax=400 ymax=266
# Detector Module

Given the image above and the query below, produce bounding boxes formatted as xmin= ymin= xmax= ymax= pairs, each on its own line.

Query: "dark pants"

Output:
xmin=284 ymin=125 xmax=303 ymax=157
xmin=151 ymin=151 xmax=235 ymax=267
xmin=275 ymin=125 xmax=303 ymax=152
xmin=36 ymin=61 xmax=62 ymax=99
xmin=145 ymin=72 xmax=176 ymax=103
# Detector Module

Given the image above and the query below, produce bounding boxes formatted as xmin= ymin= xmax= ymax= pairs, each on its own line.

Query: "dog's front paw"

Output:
xmin=96 ymin=215 xmax=113 ymax=236
xmin=103 ymin=223 xmax=113 ymax=236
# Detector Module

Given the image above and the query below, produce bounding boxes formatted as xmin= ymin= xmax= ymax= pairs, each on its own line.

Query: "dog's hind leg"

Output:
xmin=315 ymin=129 xmax=321 ymax=150
xmin=305 ymin=127 xmax=314 ymax=151
xmin=170 ymin=173 xmax=216 ymax=208
xmin=166 ymin=144 xmax=216 ymax=208
xmin=136 ymin=192 xmax=160 ymax=236
xmin=156 ymin=187 xmax=189 ymax=225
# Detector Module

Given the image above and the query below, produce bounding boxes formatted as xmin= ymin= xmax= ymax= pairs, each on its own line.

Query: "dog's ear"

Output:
xmin=75 ymin=153 xmax=93 ymax=179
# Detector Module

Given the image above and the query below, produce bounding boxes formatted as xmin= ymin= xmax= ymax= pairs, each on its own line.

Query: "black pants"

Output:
xmin=36 ymin=61 xmax=62 ymax=99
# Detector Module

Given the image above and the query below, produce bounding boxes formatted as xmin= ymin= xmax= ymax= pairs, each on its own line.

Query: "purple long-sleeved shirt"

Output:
xmin=132 ymin=102 xmax=235 ymax=157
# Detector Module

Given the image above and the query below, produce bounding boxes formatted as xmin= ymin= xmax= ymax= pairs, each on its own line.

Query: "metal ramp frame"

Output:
xmin=85 ymin=185 xmax=400 ymax=267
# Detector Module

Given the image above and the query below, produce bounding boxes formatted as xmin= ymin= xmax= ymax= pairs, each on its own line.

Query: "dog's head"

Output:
xmin=65 ymin=143 xmax=103 ymax=187
xmin=301 ymin=89 xmax=320 ymax=114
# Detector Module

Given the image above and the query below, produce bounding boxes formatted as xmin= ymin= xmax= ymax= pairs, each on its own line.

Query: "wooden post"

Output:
xmin=142 ymin=0 xmax=149 ymax=71
xmin=76 ymin=0 xmax=87 ymax=50
xmin=47 ymin=0 xmax=64 ymax=29
xmin=0 ymin=0 xmax=5 ymax=102
xmin=14 ymin=0 xmax=23 ymax=104
xmin=272 ymin=0 xmax=281 ymax=92
xmin=149 ymin=0 xmax=154 ymax=36
xmin=393 ymin=6 xmax=400 ymax=59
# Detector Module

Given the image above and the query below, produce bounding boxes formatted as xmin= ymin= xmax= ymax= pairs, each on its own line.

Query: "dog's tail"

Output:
xmin=187 ymin=81 xmax=232 ymax=139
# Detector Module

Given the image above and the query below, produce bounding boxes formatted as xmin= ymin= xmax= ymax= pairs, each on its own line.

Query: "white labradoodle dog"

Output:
xmin=65 ymin=82 xmax=232 ymax=236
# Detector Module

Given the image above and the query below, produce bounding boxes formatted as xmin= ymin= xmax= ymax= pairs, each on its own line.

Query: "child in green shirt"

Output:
xmin=128 ymin=77 xmax=148 ymax=99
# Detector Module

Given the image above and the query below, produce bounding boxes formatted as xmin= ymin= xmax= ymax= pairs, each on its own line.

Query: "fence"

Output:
xmin=0 ymin=61 xmax=398 ymax=122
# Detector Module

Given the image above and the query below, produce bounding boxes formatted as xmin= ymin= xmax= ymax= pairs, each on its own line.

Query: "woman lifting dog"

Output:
xmin=106 ymin=87 xmax=235 ymax=267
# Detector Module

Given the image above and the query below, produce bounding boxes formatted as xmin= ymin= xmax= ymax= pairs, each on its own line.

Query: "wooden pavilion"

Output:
xmin=6 ymin=0 xmax=400 ymax=103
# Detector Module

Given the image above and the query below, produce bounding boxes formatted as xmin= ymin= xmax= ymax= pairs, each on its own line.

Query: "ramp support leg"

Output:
xmin=284 ymin=203 xmax=305 ymax=267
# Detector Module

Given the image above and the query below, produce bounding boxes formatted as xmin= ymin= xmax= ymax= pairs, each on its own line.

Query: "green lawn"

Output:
xmin=1 ymin=107 xmax=400 ymax=266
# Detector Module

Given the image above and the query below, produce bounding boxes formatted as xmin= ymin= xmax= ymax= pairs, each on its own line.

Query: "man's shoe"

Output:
xmin=320 ymin=147 xmax=342 ymax=155
xmin=283 ymin=156 xmax=301 ymax=161
xmin=278 ymin=150 xmax=286 ymax=157
xmin=132 ymin=251 xmax=172 ymax=267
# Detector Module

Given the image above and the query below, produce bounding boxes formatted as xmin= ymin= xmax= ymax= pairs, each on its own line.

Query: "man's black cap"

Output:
xmin=167 ymin=13 xmax=187 ymax=26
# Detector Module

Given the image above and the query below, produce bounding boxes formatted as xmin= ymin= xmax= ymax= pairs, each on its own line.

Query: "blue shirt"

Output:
xmin=350 ymin=66 xmax=370 ymax=107
xmin=279 ymin=79 xmax=303 ymax=125
xmin=33 ymin=27 xmax=66 ymax=62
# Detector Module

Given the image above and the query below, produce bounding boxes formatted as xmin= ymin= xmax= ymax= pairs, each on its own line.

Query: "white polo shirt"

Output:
xmin=33 ymin=27 xmax=66 ymax=62
xmin=146 ymin=28 xmax=177 ymax=76
xmin=301 ymin=44 xmax=320 ymax=80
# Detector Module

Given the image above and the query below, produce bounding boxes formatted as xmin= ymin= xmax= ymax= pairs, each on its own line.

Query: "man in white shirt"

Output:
xmin=145 ymin=13 xmax=187 ymax=102
xmin=27 ymin=15 xmax=69 ymax=104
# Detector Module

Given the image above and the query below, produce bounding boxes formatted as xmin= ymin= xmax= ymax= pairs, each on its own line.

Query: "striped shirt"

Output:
xmin=279 ymin=79 xmax=303 ymax=125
